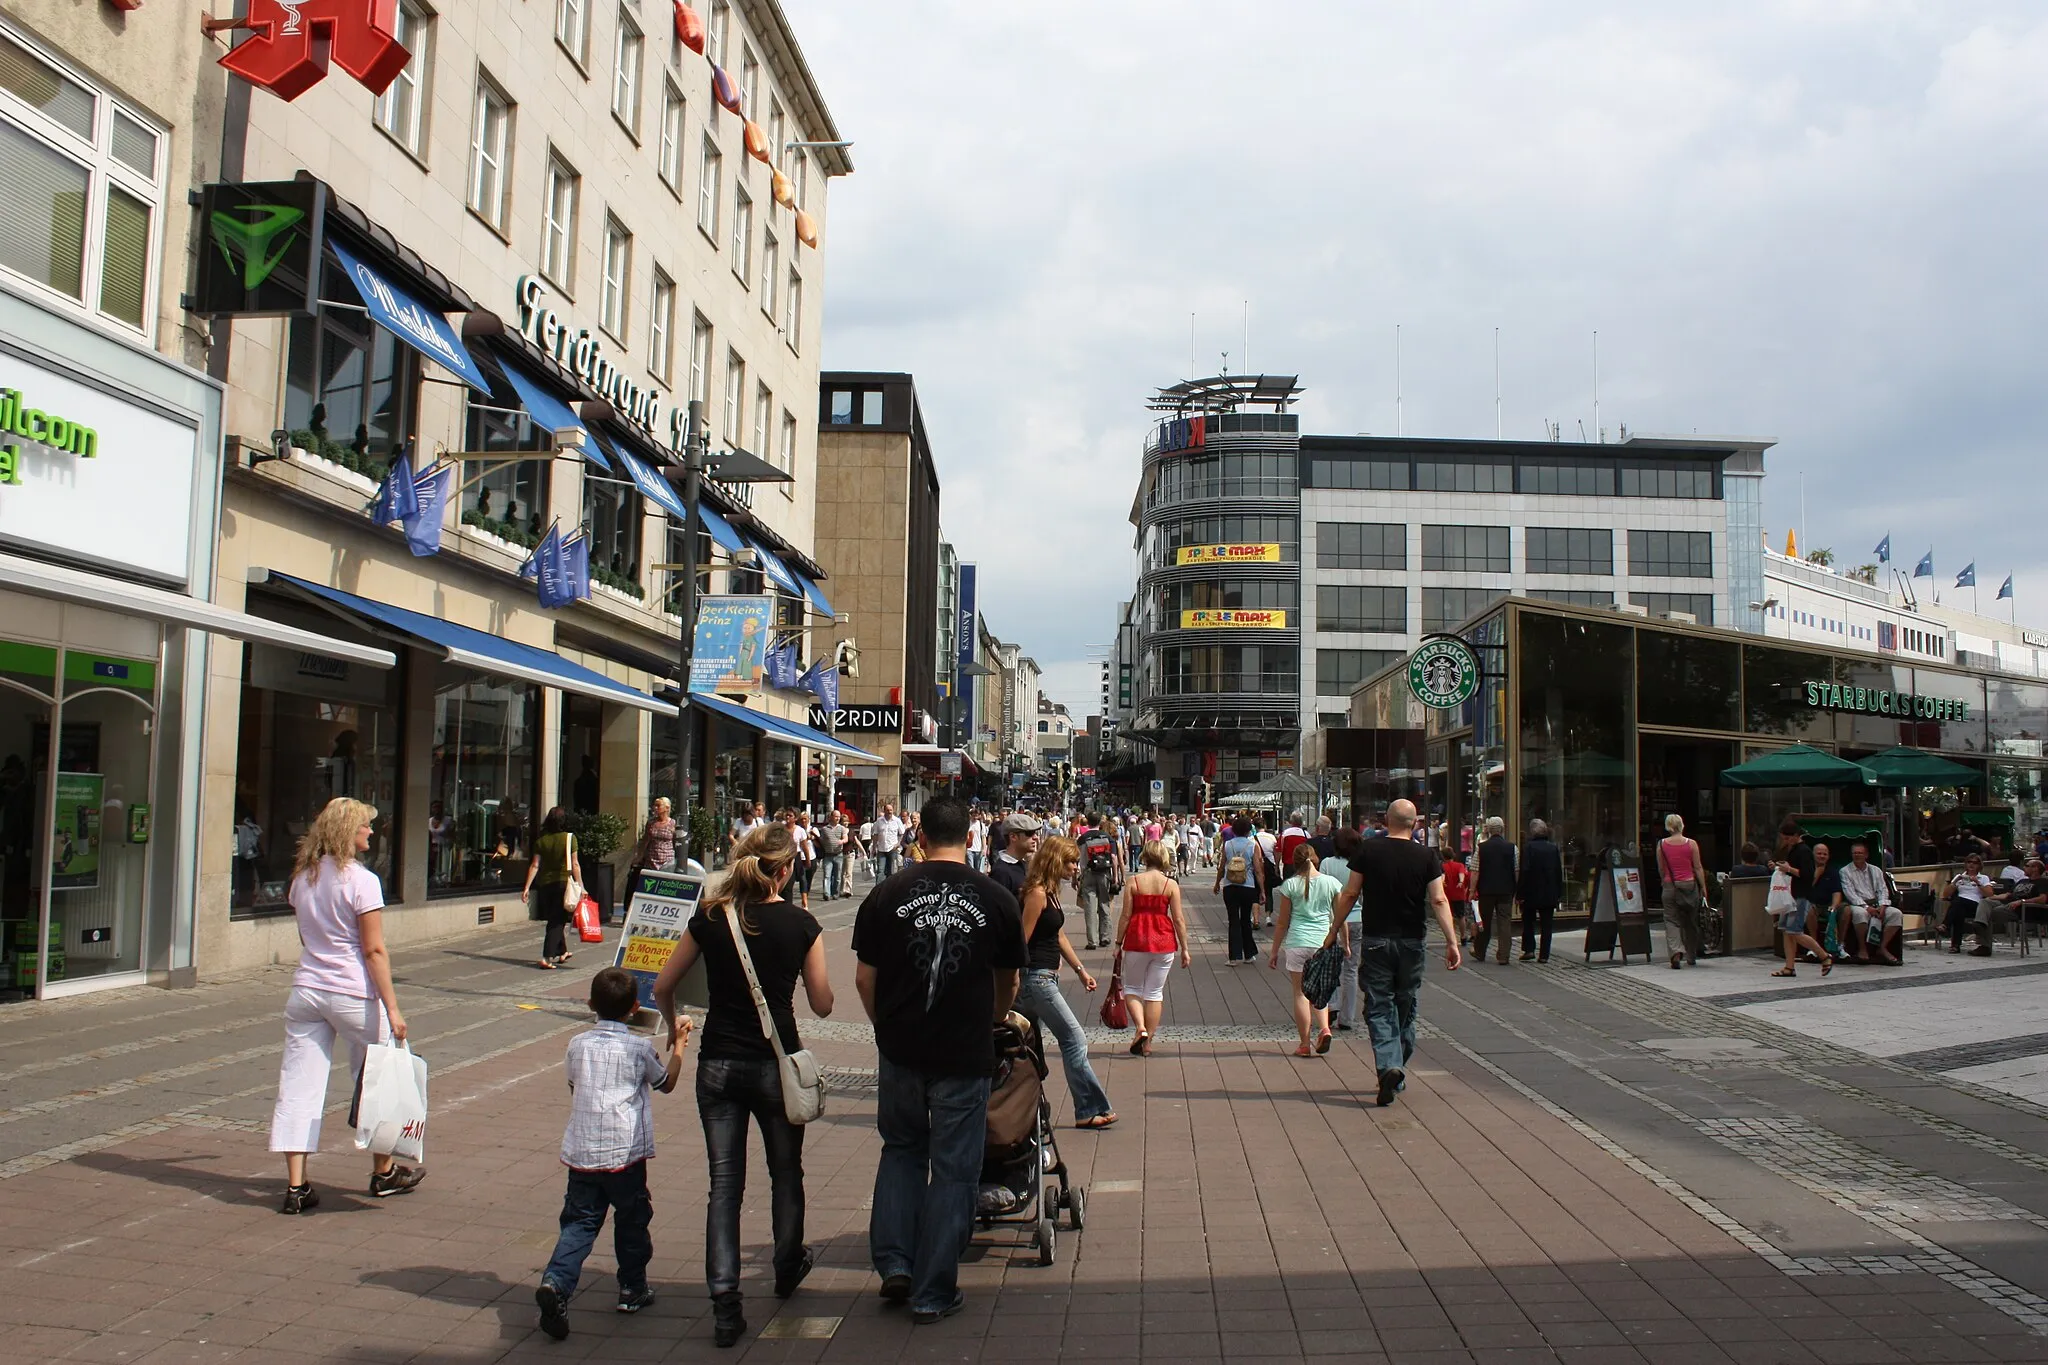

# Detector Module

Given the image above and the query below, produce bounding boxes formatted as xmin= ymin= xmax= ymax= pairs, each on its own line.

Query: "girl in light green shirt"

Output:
xmin=1270 ymin=845 xmax=1343 ymax=1056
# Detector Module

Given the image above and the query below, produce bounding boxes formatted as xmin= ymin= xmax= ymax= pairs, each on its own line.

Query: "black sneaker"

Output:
xmin=774 ymin=1246 xmax=815 ymax=1298
xmin=878 ymin=1273 xmax=913 ymax=1305
xmin=535 ymin=1283 xmax=569 ymax=1340
xmin=711 ymin=1292 xmax=746 ymax=1348
xmin=911 ymin=1292 xmax=965 ymax=1325
xmin=1376 ymin=1067 xmax=1404 ymax=1108
xmin=279 ymin=1183 xmax=319 ymax=1215
xmin=368 ymin=1166 xmax=425 ymax=1198
xmin=616 ymin=1286 xmax=655 ymax=1314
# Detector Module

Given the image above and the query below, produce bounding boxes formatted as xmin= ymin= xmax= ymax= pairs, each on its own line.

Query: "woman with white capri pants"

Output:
xmin=268 ymin=798 xmax=421 ymax=1214
xmin=1112 ymin=841 xmax=1192 ymax=1056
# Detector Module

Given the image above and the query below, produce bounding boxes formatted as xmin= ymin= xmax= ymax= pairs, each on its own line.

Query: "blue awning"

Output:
xmin=797 ymin=575 xmax=834 ymax=619
xmin=698 ymin=503 xmax=745 ymax=553
xmin=605 ymin=437 xmax=691 ymax=521
xmin=687 ymin=691 xmax=884 ymax=763
xmin=267 ymin=572 xmax=670 ymax=715
xmin=498 ymin=361 xmax=610 ymax=471
xmin=745 ymin=533 xmax=805 ymax=599
xmin=330 ymin=241 xmax=491 ymax=393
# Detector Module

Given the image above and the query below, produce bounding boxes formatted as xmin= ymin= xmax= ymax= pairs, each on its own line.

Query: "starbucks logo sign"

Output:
xmin=1407 ymin=635 xmax=1480 ymax=709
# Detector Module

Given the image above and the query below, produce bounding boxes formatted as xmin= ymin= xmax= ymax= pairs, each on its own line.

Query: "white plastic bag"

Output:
xmin=1765 ymin=868 xmax=1796 ymax=915
xmin=353 ymin=1041 xmax=428 ymax=1164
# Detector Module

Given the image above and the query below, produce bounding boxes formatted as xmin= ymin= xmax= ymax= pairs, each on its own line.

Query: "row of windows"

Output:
xmin=1150 ymin=514 xmax=1298 ymax=561
xmin=1313 ymin=523 xmax=1713 ymax=577
xmin=1316 ymin=649 xmax=1402 ymax=693
xmin=1317 ymin=585 xmax=1406 ymax=633
xmin=1158 ymin=580 xmax=1299 ymax=616
xmin=1155 ymin=645 xmax=1299 ymax=696
xmin=1304 ymin=456 xmax=1718 ymax=499
xmin=1150 ymin=452 xmax=1298 ymax=505
xmin=1308 ymin=585 xmax=1715 ymax=634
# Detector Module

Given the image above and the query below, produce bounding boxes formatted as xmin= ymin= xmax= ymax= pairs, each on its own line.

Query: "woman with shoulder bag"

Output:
xmin=522 ymin=808 xmax=582 ymax=970
xmin=1658 ymin=813 xmax=1708 ymax=969
xmin=653 ymin=824 xmax=832 ymax=1349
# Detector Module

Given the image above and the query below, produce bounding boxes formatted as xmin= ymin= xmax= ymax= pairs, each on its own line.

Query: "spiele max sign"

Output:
xmin=0 ymin=388 xmax=98 ymax=487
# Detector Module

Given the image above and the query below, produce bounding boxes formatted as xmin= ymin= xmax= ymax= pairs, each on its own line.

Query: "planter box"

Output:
xmin=288 ymin=446 xmax=379 ymax=496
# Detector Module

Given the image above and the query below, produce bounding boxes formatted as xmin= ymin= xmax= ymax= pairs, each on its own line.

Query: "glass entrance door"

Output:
xmin=0 ymin=644 xmax=56 ymax=1002
xmin=46 ymin=651 xmax=159 ymax=989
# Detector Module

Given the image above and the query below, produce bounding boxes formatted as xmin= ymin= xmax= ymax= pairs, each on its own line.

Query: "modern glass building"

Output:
xmin=1332 ymin=598 xmax=2048 ymax=916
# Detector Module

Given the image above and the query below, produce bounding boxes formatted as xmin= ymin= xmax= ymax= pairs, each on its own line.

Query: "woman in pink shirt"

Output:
xmin=267 ymin=798 xmax=421 ymax=1213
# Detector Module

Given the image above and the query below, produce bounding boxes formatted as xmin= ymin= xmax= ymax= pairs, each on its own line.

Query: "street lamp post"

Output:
xmin=674 ymin=400 xmax=707 ymax=845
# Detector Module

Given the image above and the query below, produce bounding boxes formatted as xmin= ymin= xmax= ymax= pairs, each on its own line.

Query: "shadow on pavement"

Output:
xmin=72 ymin=1149 xmax=381 ymax=1214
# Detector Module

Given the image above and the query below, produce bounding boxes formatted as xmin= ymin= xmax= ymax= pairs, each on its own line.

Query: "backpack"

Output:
xmin=1223 ymin=837 xmax=1252 ymax=886
xmin=1081 ymin=833 xmax=1116 ymax=875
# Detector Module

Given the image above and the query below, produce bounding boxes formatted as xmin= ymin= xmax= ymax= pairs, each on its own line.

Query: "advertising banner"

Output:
xmin=1180 ymin=609 xmax=1287 ymax=629
xmin=194 ymin=180 xmax=326 ymax=317
xmin=51 ymin=772 xmax=103 ymax=891
xmin=689 ymin=595 xmax=775 ymax=695
xmin=1174 ymin=543 xmax=1281 ymax=566
xmin=956 ymin=564 xmax=977 ymax=741
xmin=614 ymin=868 xmax=706 ymax=1010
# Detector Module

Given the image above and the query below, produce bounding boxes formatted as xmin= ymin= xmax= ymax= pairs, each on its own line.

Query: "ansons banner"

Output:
xmin=1805 ymin=679 xmax=1972 ymax=722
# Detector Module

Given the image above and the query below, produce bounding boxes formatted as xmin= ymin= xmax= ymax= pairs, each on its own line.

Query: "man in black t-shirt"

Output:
xmin=853 ymin=796 xmax=1025 ymax=1323
xmin=1329 ymin=799 xmax=1461 ymax=1108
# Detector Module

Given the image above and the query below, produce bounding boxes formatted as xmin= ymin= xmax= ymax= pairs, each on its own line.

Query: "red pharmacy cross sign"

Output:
xmin=218 ymin=0 xmax=412 ymax=102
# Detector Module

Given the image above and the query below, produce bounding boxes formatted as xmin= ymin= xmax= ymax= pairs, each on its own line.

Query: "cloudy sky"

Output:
xmin=783 ymin=1 xmax=2048 ymax=717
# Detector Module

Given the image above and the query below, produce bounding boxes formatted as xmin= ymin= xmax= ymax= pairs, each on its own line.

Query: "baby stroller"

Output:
xmin=974 ymin=1012 xmax=1085 ymax=1265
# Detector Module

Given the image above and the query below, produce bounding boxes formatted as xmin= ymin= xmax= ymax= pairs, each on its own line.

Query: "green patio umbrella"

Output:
xmin=1718 ymin=744 xmax=1876 ymax=789
xmin=1854 ymin=746 xmax=1986 ymax=787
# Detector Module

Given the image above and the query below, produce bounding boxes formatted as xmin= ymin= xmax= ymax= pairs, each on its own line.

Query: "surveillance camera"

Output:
xmin=732 ymin=547 xmax=762 ymax=569
xmin=552 ymin=427 xmax=586 ymax=452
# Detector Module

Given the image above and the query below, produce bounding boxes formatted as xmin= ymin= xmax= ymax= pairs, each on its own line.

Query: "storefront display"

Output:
xmin=430 ymin=666 xmax=539 ymax=896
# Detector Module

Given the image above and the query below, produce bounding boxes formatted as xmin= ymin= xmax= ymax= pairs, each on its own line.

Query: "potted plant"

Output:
xmin=568 ymin=809 xmax=629 ymax=923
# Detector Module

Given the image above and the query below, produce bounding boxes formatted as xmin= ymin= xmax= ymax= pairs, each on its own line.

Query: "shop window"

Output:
xmin=0 ymin=23 xmax=163 ymax=334
xmin=1629 ymin=592 xmax=1714 ymax=622
xmin=1518 ymin=613 xmax=1634 ymax=909
xmin=429 ymin=665 xmax=538 ymax=897
xmin=1743 ymin=643 xmax=1838 ymax=742
xmin=763 ymin=740 xmax=797 ymax=815
xmin=1317 ymin=649 xmax=1399 ymax=694
xmin=1318 ymin=585 xmax=1405 ymax=633
xmin=232 ymin=596 xmax=403 ymax=916
xmin=711 ymin=716 xmax=755 ymax=866
xmin=1316 ymin=522 xmax=1403 ymax=570
xmin=582 ymin=470 xmax=643 ymax=597
xmin=1422 ymin=587 xmax=1504 ymax=633
xmin=1421 ymin=524 xmax=1509 ymax=573
xmin=1627 ymin=530 xmax=1713 ymax=578
xmin=1525 ymin=527 xmax=1613 ymax=575
xmin=460 ymin=393 xmax=550 ymax=549
xmin=283 ymin=258 xmax=421 ymax=481
xmin=1636 ymin=629 xmax=1738 ymax=732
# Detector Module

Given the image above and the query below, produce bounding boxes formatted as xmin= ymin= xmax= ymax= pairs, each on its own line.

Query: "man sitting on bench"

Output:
xmin=1971 ymin=857 xmax=2048 ymax=956
xmin=1838 ymin=842 xmax=1901 ymax=965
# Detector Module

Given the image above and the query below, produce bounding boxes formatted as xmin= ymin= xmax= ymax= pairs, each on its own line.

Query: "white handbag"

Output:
xmin=562 ymin=832 xmax=587 ymax=908
xmin=725 ymin=909 xmax=825 ymax=1125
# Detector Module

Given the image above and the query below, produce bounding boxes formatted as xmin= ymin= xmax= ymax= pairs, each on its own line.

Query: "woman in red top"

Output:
xmin=1440 ymin=852 xmax=1476 ymax=953
xmin=1113 ymin=841 xmax=1192 ymax=1057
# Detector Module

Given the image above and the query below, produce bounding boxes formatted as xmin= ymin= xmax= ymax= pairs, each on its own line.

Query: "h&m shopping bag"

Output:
xmin=353 ymin=1040 xmax=428 ymax=1165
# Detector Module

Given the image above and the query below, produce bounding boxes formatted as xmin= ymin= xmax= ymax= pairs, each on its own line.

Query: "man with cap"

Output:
xmin=988 ymin=812 xmax=1041 ymax=900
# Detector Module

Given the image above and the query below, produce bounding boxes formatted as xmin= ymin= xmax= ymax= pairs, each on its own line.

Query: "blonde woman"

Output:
xmin=1114 ymin=840 xmax=1192 ymax=1056
xmin=1657 ymin=813 xmax=1708 ymax=969
xmin=268 ymin=798 xmax=420 ymax=1214
xmin=1018 ymin=836 xmax=1115 ymax=1128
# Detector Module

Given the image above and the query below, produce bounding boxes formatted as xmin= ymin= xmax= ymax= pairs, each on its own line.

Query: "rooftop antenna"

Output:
xmin=1578 ymin=419 xmax=1589 ymax=442
xmin=1395 ymin=324 xmax=1404 ymax=436
xmin=1188 ymin=313 xmax=1195 ymax=379
xmin=1242 ymin=299 xmax=1250 ymax=378
xmin=1592 ymin=330 xmax=1601 ymax=444
xmin=1493 ymin=327 xmax=1501 ymax=440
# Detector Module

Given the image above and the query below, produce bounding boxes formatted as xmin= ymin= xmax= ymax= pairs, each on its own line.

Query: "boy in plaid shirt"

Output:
xmin=536 ymin=967 xmax=687 ymax=1340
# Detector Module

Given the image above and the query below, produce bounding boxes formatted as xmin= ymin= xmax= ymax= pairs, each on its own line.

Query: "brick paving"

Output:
xmin=0 ymin=881 xmax=2044 ymax=1362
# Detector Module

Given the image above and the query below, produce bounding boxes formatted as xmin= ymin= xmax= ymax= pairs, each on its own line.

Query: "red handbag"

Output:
xmin=1099 ymin=952 xmax=1129 ymax=1030
xmin=573 ymin=896 xmax=603 ymax=943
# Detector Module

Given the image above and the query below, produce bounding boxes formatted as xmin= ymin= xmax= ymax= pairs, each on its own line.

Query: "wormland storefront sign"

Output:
xmin=1804 ymin=679 xmax=1972 ymax=722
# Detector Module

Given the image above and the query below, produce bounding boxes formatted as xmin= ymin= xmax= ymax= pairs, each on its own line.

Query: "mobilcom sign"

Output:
xmin=0 ymin=387 xmax=98 ymax=487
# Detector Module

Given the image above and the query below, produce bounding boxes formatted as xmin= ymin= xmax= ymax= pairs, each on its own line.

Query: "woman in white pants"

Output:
xmin=268 ymin=798 xmax=421 ymax=1214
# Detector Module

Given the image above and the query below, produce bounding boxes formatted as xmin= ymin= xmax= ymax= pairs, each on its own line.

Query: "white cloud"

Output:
xmin=786 ymin=1 xmax=2048 ymax=705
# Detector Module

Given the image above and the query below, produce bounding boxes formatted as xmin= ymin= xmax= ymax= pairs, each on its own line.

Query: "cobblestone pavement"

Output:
xmin=1 ymin=880 xmax=2046 ymax=1363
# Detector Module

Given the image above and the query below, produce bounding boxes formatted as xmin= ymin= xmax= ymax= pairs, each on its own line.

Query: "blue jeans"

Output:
xmin=820 ymin=853 xmax=844 ymax=898
xmin=1357 ymin=936 xmax=1426 ymax=1083
xmin=697 ymin=1058 xmax=806 ymax=1300
xmin=874 ymin=850 xmax=902 ymax=881
xmin=1338 ymin=920 xmax=1362 ymax=1024
xmin=1017 ymin=969 xmax=1112 ymax=1121
xmin=542 ymin=1161 xmax=653 ymax=1299
xmin=871 ymin=1057 xmax=990 ymax=1314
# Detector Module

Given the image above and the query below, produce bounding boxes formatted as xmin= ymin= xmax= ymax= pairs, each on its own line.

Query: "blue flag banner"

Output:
xmin=563 ymin=531 xmax=591 ymax=601
xmin=1999 ymin=575 xmax=2015 ymax=601
xmin=403 ymin=462 xmax=452 ymax=557
xmin=372 ymin=451 xmax=419 ymax=527
xmin=519 ymin=520 xmax=557 ymax=579
xmin=765 ymin=640 xmax=801 ymax=690
xmin=1914 ymin=551 xmax=1933 ymax=579
xmin=534 ymin=524 xmax=570 ymax=608
xmin=1875 ymin=534 xmax=1891 ymax=564
xmin=1957 ymin=562 xmax=1976 ymax=589
xmin=801 ymin=659 xmax=838 ymax=713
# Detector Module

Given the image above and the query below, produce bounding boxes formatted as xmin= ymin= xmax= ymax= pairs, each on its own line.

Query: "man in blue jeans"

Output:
xmin=853 ymin=795 xmax=1025 ymax=1324
xmin=1327 ymin=799 xmax=1461 ymax=1108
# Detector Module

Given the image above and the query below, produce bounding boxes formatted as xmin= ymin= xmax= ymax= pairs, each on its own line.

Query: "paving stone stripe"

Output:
xmin=1696 ymin=957 xmax=2048 ymax=1008
xmin=1890 ymin=1029 xmax=2048 ymax=1073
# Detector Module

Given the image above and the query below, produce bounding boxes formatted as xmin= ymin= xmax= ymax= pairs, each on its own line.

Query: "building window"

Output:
xmin=1627 ymin=529 xmax=1713 ymax=578
xmin=1620 ymin=463 xmax=1715 ymax=498
xmin=430 ymin=665 xmax=539 ymax=896
xmin=779 ymin=410 xmax=797 ymax=475
xmin=466 ymin=74 xmax=514 ymax=231
xmin=1317 ymin=585 xmax=1405 ymax=633
xmin=731 ymin=184 xmax=752 ymax=280
xmin=1421 ymin=524 xmax=1510 ymax=573
xmin=0 ymin=24 xmax=163 ymax=333
xmin=784 ymin=267 xmax=802 ymax=350
xmin=740 ymin=47 xmax=759 ymax=116
xmin=697 ymin=135 xmax=721 ymax=237
xmin=1158 ymin=581 xmax=1297 ymax=620
xmin=1154 ymin=514 xmax=1298 ymax=567
xmin=768 ymin=99 xmax=786 ymax=171
xmin=611 ymin=6 xmax=642 ymax=135
xmin=1156 ymin=644 xmax=1298 ymax=696
xmin=752 ymin=381 xmax=771 ymax=457
xmin=283 ymin=258 xmax=419 ymax=479
xmin=555 ymin=0 xmax=588 ymax=64
xmin=541 ymin=152 xmax=579 ymax=290
xmin=1422 ymin=587 xmax=1504 ymax=633
xmin=791 ymin=148 xmax=808 ymax=209
xmin=597 ymin=215 xmax=630 ymax=340
xmin=656 ymin=81 xmax=684 ymax=191
xmin=1526 ymin=527 xmax=1613 ymax=575
xmin=372 ymin=0 xmax=432 ymax=157
xmin=689 ymin=312 xmax=712 ymax=405
xmin=1317 ymin=649 xmax=1400 ymax=694
xmin=1415 ymin=461 xmax=1510 ymax=493
xmin=648 ymin=268 xmax=674 ymax=380
xmin=1631 ymin=592 xmax=1714 ymax=622
xmin=760 ymin=229 xmax=778 ymax=317
xmin=706 ymin=0 xmax=730 ymax=67
xmin=1530 ymin=589 xmax=1616 ymax=607
xmin=460 ymin=391 xmax=551 ymax=547
xmin=723 ymin=348 xmax=745 ymax=443
xmin=826 ymin=388 xmax=884 ymax=425
xmin=1308 ymin=458 xmax=1408 ymax=490
xmin=1316 ymin=522 xmax=1403 ymax=570
xmin=583 ymin=471 xmax=643 ymax=594
xmin=1520 ymin=462 xmax=1615 ymax=496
